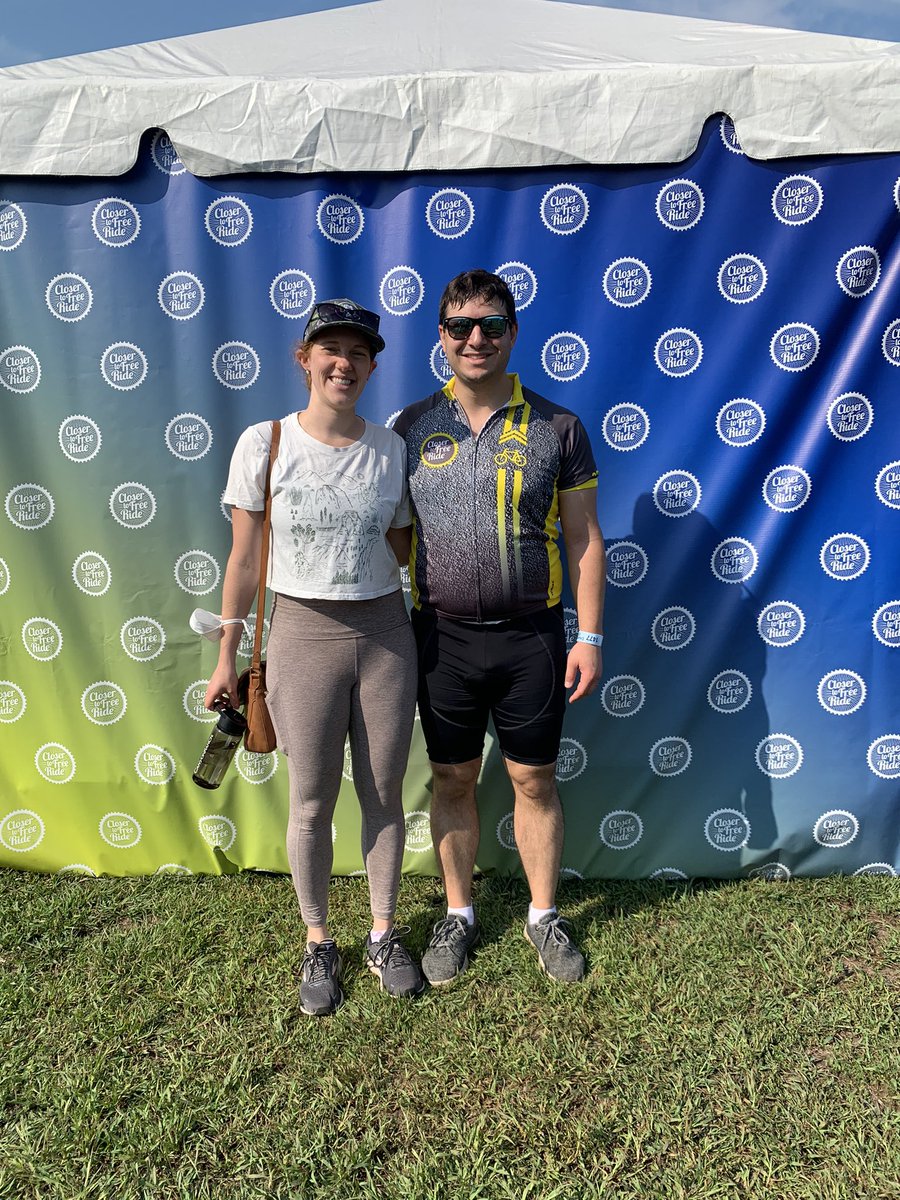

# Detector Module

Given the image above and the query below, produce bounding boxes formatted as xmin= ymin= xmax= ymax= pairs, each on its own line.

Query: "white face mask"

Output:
xmin=189 ymin=609 xmax=248 ymax=641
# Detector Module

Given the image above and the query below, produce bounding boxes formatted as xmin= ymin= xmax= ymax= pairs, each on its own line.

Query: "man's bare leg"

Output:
xmin=504 ymin=759 xmax=563 ymax=908
xmin=429 ymin=757 xmax=482 ymax=906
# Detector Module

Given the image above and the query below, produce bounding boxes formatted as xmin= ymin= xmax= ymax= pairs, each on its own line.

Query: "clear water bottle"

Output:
xmin=192 ymin=704 xmax=247 ymax=789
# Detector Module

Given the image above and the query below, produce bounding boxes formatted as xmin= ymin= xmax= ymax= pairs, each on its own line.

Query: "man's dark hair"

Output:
xmin=438 ymin=269 xmax=517 ymax=326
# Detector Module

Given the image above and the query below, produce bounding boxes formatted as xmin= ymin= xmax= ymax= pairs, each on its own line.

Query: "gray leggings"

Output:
xmin=266 ymin=591 xmax=417 ymax=928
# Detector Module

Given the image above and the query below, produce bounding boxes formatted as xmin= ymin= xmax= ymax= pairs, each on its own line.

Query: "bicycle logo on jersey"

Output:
xmin=494 ymin=448 xmax=527 ymax=468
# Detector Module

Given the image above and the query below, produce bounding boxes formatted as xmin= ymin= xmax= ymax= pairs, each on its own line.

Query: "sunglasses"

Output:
xmin=442 ymin=315 xmax=512 ymax=340
xmin=311 ymin=301 xmax=381 ymax=334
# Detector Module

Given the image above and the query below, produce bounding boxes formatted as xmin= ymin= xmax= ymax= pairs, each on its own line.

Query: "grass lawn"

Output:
xmin=1 ymin=869 xmax=898 ymax=1200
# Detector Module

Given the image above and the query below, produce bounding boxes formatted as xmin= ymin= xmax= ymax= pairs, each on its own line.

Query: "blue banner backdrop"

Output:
xmin=1 ymin=115 xmax=899 ymax=880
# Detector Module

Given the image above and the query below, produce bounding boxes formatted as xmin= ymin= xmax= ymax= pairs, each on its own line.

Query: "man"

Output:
xmin=393 ymin=269 xmax=605 ymax=984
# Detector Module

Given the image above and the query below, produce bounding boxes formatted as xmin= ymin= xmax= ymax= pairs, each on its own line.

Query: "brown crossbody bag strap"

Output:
xmin=252 ymin=418 xmax=281 ymax=673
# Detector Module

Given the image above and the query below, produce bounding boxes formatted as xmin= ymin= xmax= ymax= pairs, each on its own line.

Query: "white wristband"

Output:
xmin=576 ymin=630 xmax=603 ymax=647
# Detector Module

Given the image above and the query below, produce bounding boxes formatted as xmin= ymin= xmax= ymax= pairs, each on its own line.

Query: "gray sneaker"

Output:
xmin=422 ymin=914 xmax=479 ymax=986
xmin=524 ymin=913 xmax=585 ymax=982
xmin=300 ymin=940 xmax=344 ymax=1016
xmin=365 ymin=926 xmax=425 ymax=998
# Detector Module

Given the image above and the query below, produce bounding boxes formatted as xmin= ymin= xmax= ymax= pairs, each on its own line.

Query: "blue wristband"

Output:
xmin=576 ymin=630 xmax=603 ymax=647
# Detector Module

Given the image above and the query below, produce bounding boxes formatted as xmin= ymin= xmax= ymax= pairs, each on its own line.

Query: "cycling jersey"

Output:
xmin=393 ymin=375 xmax=598 ymax=622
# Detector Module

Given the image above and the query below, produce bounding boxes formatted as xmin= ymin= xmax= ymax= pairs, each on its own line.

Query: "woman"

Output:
xmin=205 ymin=299 xmax=421 ymax=1016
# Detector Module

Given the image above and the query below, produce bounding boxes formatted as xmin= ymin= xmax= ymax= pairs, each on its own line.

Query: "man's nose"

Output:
xmin=467 ymin=322 xmax=488 ymax=346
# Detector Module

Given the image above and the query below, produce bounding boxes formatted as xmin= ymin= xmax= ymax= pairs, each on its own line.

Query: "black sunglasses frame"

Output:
xmin=441 ymin=315 xmax=513 ymax=340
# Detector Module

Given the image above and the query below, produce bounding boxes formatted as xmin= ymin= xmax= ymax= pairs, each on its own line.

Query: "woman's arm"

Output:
xmin=203 ymin=507 xmax=265 ymax=710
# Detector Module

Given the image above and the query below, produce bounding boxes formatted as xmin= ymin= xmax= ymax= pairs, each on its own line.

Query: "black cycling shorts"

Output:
xmin=411 ymin=606 xmax=567 ymax=766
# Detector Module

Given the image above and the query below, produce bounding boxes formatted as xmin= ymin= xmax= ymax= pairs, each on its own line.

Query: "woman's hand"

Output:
xmin=205 ymin=664 xmax=239 ymax=712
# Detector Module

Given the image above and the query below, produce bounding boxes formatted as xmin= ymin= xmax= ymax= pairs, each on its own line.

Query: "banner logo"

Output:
xmin=99 ymin=812 xmax=142 ymax=848
xmin=704 ymin=809 xmax=751 ymax=852
xmin=820 ymin=533 xmax=869 ymax=581
xmin=656 ymin=178 xmax=704 ymax=231
xmin=134 ymin=744 xmax=176 ymax=785
xmin=603 ymin=403 xmax=649 ymax=451
xmin=183 ymin=679 xmax=217 ymax=723
xmin=269 ymin=269 xmax=315 ymax=319
xmin=101 ymin=342 xmax=147 ymax=391
xmin=205 ymin=196 xmax=253 ymax=247
xmin=166 ymin=414 xmax=213 ymax=462
xmin=653 ymin=470 xmax=701 ymax=517
xmin=22 ymin=617 xmax=63 ymax=662
xmin=882 ymin=318 xmax=900 ymax=367
xmin=748 ymin=863 xmax=791 ymax=881
xmin=494 ymin=261 xmax=538 ymax=310
xmin=873 ymin=601 xmax=900 ymax=648
xmin=316 ymin=194 xmax=364 ymax=244
xmin=174 ymin=550 xmax=221 ymax=596
xmin=650 ymin=867 xmax=688 ymax=881
xmin=35 ymin=744 xmax=75 ymax=785
xmin=772 ymin=175 xmax=823 ymax=225
xmin=235 ymin=749 xmax=278 ymax=785
xmin=46 ymin=273 xmax=93 ymax=322
xmin=342 ymin=740 xmax=353 ymax=782
xmin=649 ymin=737 xmax=692 ymax=777
xmin=6 ymin=483 xmax=54 ymax=530
xmin=707 ymin=670 xmax=752 ymax=715
xmin=654 ymin=328 xmax=702 ymax=377
xmin=867 ymin=735 xmax=900 ymax=780
xmin=718 ymin=254 xmax=767 ymax=304
xmin=836 ymin=246 xmax=880 ymax=298
xmin=756 ymin=734 xmax=803 ymax=778
xmin=757 ymin=601 xmax=805 ymax=648
xmin=81 ymin=682 xmax=128 ymax=726
xmin=92 ymin=197 xmax=141 ymax=247
xmin=120 ymin=617 xmax=166 ymax=662
xmin=404 ymin=811 xmax=433 ymax=853
xmin=603 ymin=257 xmax=651 ymax=308
xmin=158 ymin=271 xmax=205 ymax=320
xmin=237 ymin=616 xmax=270 ymax=661
xmin=813 ymin=810 xmax=859 ymax=849
xmin=719 ymin=116 xmax=743 ymax=154
xmin=711 ymin=538 xmax=758 ymax=585
xmin=601 ymin=675 xmax=645 ymax=718
xmin=110 ymin=482 xmax=157 ymax=529
xmin=426 ymin=188 xmax=475 ymax=239
xmin=429 ymin=342 xmax=454 ymax=383
xmin=1 ymin=345 xmax=41 ymax=393
xmin=563 ymin=606 xmax=579 ymax=651
xmin=150 ymin=131 xmax=186 ymax=175
xmin=155 ymin=864 xmax=192 ymax=875
xmin=817 ymin=669 xmax=866 ymax=717
xmin=770 ymin=323 xmax=819 ymax=372
xmin=0 ymin=557 xmax=8 ymax=596
xmin=542 ymin=332 xmax=589 ymax=382
xmin=556 ymin=738 xmax=588 ymax=782
xmin=854 ymin=863 xmax=897 ymax=876
xmin=0 ymin=810 xmax=45 ymax=851
xmin=0 ymin=681 xmax=26 ymax=724
xmin=0 ymin=201 xmax=27 ymax=250
xmin=762 ymin=465 xmax=811 ymax=513
xmin=72 ymin=551 xmax=112 ymax=597
xmin=606 ymin=540 xmax=648 ymax=588
xmin=496 ymin=812 xmax=517 ymax=850
xmin=651 ymin=606 xmax=695 ymax=651
xmin=540 ymin=184 xmax=589 ymax=235
xmin=212 ymin=342 xmax=260 ymax=390
xmin=198 ymin=815 xmax=236 ymax=851
xmin=876 ymin=461 xmax=900 ymax=509
xmin=827 ymin=393 xmax=872 ymax=442
xmin=599 ymin=811 xmax=643 ymax=850
xmin=716 ymin=399 xmax=766 ymax=448
xmin=59 ymin=415 xmax=102 ymax=463
xmin=380 ymin=266 xmax=424 ymax=316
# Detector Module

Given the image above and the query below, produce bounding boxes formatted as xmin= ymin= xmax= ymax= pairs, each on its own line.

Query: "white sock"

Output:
xmin=448 ymin=905 xmax=475 ymax=926
xmin=528 ymin=905 xmax=557 ymax=926
xmin=369 ymin=927 xmax=390 ymax=943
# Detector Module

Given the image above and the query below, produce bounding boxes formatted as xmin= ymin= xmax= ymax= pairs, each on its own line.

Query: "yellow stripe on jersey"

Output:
xmin=544 ymin=486 xmax=562 ymax=606
xmin=497 ymin=467 xmax=510 ymax=598
xmin=511 ymin=468 xmax=524 ymax=591
xmin=560 ymin=474 xmax=599 ymax=493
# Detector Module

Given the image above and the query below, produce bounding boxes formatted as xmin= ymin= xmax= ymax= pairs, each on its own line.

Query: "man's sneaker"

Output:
xmin=299 ymin=940 xmax=344 ymax=1016
xmin=365 ymin=927 xmax=425 ymax=999
xmin=524 ymin=913 xmax=585 ymax=982
xmin=421 ymin=914 xmax=479 ymax=986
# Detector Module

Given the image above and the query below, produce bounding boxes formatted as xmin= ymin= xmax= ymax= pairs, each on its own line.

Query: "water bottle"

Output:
xmin=192 ymin=704 xmax=247 ymax=789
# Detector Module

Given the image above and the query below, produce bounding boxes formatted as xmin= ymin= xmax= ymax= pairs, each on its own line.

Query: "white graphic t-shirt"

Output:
xmin=224 ymin=414 xmax=411 ymax=600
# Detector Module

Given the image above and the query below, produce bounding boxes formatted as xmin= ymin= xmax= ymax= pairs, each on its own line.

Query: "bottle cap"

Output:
xmin=216 ymin=704 xmax=248 ymax=737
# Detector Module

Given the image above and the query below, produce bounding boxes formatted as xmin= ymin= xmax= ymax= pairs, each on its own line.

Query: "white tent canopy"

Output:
xmin=1 ymin=0 xmax=900 ymax=176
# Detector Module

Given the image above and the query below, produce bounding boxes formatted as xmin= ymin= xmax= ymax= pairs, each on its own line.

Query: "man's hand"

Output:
xmin=565 ymin=642 xmax=602 ymax=702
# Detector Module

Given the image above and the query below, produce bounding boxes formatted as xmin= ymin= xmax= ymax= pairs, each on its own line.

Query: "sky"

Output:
xmin=1 ymin=0 xmax=899 ymax=66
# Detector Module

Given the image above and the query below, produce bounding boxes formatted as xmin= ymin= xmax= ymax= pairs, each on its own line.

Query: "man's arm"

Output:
xmin=558 ymin=486 xmax=606 ymax=703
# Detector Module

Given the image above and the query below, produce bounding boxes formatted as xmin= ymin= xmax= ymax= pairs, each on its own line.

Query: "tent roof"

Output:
xmin=2 ymin=0 xmax=900 ymax=176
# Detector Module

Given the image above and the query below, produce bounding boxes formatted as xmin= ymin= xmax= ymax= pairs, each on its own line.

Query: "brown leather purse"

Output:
xmin=237 ymin=419 xmax=281 ymax=753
